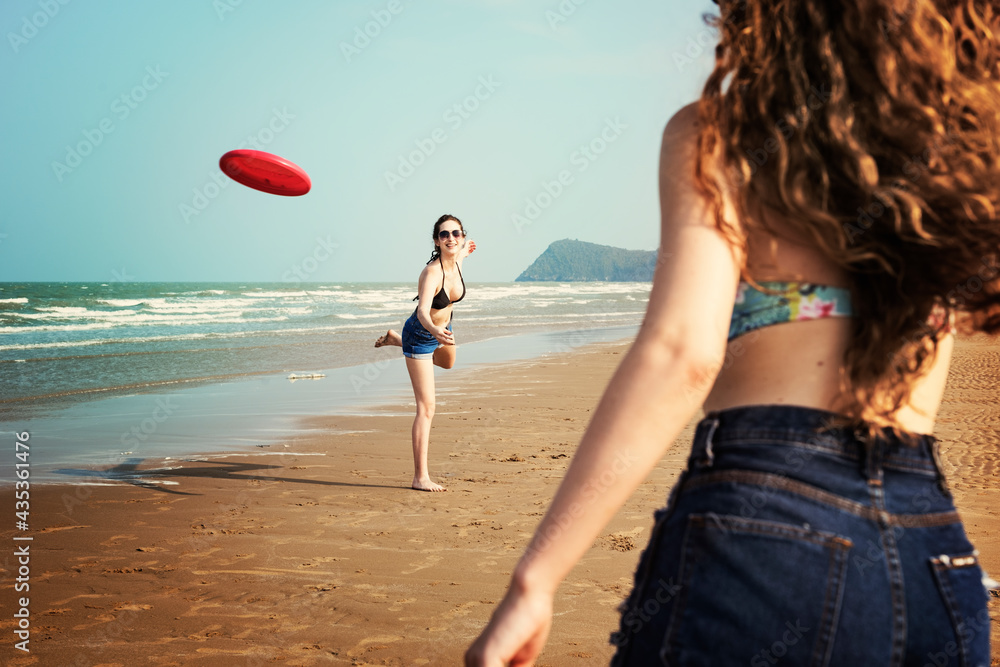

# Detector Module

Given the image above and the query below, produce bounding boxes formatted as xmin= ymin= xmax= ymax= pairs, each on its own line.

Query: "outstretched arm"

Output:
xmin=458 ymin=238 xmax=476 ymax=266
xmin=465 ymin=105 xmax=743 ymax=666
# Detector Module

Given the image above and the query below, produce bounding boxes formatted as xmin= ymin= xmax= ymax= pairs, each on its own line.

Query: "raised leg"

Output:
xmin=374 ymin=329 xmax=402 ymax=348
xmin=433 ymin=343 xmax=456 ymax=369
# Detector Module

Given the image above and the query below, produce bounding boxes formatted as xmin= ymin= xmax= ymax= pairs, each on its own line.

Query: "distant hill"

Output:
xmin=515 ymin=239 xmax=657 ymax=282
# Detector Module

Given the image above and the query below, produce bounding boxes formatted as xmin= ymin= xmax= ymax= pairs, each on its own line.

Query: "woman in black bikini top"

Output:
xmin=421 ymin=255 xmax=465 ymax=310
xmin=373 ymin=214 xmax=475 ymax=492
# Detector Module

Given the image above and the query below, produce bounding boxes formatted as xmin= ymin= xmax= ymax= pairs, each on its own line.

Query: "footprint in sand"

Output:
xmin=307 ymin=583 xmax=339 ymax=592
xmin=601 ymin=526 xmax=646 ymax=552
xmin=310 ymin=556 xmax=342 ymax=563
xmin=402 ymin=554 xmax=443 ymax=575
xmin=347 ymin=635 xmax=404 ymax=659
xmin=440 ymin=600 xmax=480 ymax=620
xmin=187 ymin=624 xmax=224 ymax=641
xmin=388 ymin=597 xmax=416 ymax=612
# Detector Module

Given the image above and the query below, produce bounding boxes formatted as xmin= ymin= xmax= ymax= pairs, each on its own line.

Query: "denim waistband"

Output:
xmin=691 ymin=404 xmax=943 ymax=480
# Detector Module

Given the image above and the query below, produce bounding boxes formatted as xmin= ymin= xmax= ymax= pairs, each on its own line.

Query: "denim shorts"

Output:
xmin=610 ymin=404 xmax=992 ymax=667
xmin=400 ymin=310 xmax=450 ymax=359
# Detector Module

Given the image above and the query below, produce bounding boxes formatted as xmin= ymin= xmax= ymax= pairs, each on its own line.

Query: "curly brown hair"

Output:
xmin=695 ymin=0 xmax=1000 ymax=432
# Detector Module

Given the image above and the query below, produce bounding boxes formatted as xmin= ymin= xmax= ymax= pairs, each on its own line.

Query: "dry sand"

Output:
xmin=1 ymin=337 xmax=997 ymax=665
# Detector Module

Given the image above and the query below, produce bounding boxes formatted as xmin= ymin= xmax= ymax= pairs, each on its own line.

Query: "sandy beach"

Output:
xmin=1 ymin=336 xmax=997 ymax=666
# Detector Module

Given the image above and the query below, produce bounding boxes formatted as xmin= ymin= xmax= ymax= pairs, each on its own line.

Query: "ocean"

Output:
xmin=0 ymin=282 xmax=649 ymax=482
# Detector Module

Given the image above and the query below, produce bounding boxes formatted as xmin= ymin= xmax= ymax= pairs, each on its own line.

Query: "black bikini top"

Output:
xmin=413 ymin=256 xmax=465 ymax=310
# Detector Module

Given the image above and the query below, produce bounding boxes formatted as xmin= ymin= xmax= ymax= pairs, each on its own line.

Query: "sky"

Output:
xmin=1 ymin=1 xmax=718 ymax=283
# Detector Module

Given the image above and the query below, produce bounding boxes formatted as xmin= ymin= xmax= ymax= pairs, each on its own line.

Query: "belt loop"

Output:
xmin=855 ymin=426 xmax=883 ymax=486
xmin=702 ymin=417 xmax=719 ymax=468
xmin=928 ymin=437 xmax=952 ymax=499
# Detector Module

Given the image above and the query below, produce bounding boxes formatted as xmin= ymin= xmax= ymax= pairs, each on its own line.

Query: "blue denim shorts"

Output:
xmin=400 ymin=310 xmax=450 ymax=360
xmin=611 ymin=404 xmax=991 ymax=666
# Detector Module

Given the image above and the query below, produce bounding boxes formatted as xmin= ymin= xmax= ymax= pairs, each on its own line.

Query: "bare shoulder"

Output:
xmin=658 ymin=102 xmax=742 ymax=238
xmin=657 ymin=104 xmax=709 ymax=219
xmin=659 ymin=104 xmax=702 ymax=185
xmin=663 ymin=102 xmax=700 ymax=142
xmin=639 ymin=101 xmax=742 ymax=358
xmin=419 ymin=259 xmax=443 ymax=284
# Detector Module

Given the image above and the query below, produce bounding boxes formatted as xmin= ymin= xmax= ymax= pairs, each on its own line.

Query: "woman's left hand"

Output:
xmin=465 ymin=584 xmax=553 ymax=667
xmin=434 ymin=327 xmax=455 ymax=346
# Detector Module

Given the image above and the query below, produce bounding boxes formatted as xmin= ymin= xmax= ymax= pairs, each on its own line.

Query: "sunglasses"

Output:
xmin=438 ymin=229 xmax=466 ymax=240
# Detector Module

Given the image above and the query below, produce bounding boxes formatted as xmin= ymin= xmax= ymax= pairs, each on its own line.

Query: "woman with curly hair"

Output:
xmin=375 ymin=214 xmax=475 ymax=492
xmin=468 ymin=0 xmax=1000 ymax=663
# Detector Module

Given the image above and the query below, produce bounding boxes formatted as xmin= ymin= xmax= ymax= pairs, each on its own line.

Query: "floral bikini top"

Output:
xmin=729 ymin=281 xmax=852 ymax=341
xmin=729 ymin=280 xmax=955 ymax=341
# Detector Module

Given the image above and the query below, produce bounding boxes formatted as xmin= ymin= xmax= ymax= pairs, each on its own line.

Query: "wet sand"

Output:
xmin=1 ymin=336 xmax=997 ymax=665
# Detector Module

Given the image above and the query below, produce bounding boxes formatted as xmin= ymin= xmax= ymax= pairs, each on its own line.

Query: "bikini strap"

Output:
xmin=455 ymin=260 xmax=465 ymax=300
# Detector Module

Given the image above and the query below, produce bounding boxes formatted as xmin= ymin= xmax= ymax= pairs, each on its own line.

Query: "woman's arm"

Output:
xmin=465 ymin=104 xmax=744 ymax=666
xmin=458 ymin=238 xmax=476 ymax=268
xmin=415 ymin=262 xmax=453 ymax=344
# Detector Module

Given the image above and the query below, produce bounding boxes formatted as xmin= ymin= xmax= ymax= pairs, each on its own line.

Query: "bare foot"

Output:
xmin=375 ymin=329 xmax=402 ymax=348
xmin=412 ymin=477 xmax=446 ymax=492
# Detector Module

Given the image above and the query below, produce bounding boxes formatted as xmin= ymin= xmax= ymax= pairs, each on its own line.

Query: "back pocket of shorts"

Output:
xmin=929 ymin=553 xmax=991 ymax=665
xmin=661 ymin=513 xmax=852 ymax=667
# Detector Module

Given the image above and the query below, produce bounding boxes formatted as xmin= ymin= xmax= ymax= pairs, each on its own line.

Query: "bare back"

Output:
xmin=703 ymin=209 xmax=953 ymax=434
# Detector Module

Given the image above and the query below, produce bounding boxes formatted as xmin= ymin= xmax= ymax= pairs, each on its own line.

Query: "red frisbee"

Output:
xmin=219 ymin=149 xmax=311 ymax=196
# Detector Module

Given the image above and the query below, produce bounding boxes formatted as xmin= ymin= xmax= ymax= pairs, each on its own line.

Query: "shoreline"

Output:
xmin=0 ymin=325 xmax=638 ymax=485
xmin=0 ymin=336 xmax=996 ymax=665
